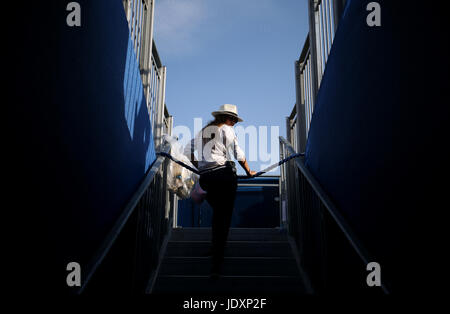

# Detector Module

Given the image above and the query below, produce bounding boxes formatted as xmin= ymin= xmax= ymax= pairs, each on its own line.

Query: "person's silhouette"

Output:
xmin=184 ymin=104 xmax=256 ymax=278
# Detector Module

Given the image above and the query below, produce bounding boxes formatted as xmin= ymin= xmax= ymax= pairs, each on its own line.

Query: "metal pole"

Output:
xmin=279 ymin=140 xmax=285 ymax=228
xmin=295 ymin=61 xmax=307 ymax=153
xmin=307 ymin=0 xmax=319 ymax=106
xmin=160 ymin=67 xmax=167 ymax=142
xmin=155 ymin=66 xmax=166 ymax=147
xmin=142 ymin=0 xmax=155 ymax=100
xmin=316 ymin=4 xmax=323 ymax=80
xmin=285 ymin=116 xmax=292 ymax=143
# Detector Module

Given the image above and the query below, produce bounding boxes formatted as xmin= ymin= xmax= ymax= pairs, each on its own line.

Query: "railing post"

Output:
xmin=164 ymin=114 xmax=179 ymax=229
xmin=279 ymin=140 xmax=286 ymax=229
xmin=315 ymin=2 xmax=323 ymax=82
xmin=295 ymin=61 xmax=307 ymax=153
xmin=141 ymin=0 xmax=155 ymax=94
xmin=146 ymin=0 xmax=155 ymax=65
xmin=155 ymin=66 xmax=166 ymax=147
xmin=160 ymin=67 xmax=167 ymax=143
xmin=307 ymin=0 xmax=320 ymax=105
xmin=285 ymin=116 xmax=292 ymax=143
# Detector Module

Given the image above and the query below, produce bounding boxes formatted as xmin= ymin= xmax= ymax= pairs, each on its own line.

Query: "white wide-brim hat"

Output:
xmin=211 ymin=104 xmax=243 ymax=122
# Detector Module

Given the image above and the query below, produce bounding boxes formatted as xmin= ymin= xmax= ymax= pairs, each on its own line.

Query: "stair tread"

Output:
xmin=158 ymin=275 xmax=301 ymax=278
xmin=153 ymin=228 xmax=305 ymax=293
xmin=165 ymin=241 xmax=293 ymax=258
xmin=171 ymin=235 xmax=287 ymax=241
xmin=152 ymin=275 xmax=307 ymax=294
xmin=172 ymin=228 xmax=284 ymax=232
xmin=159 ymin=256 xmax=300 ymax=276
xmin=170 ymin=228 xmax=289 ymax=241
xmin=168 ymin=240 xmax=288 ymax=243
xmin=163 ymin=256 xmax=295 ymax=259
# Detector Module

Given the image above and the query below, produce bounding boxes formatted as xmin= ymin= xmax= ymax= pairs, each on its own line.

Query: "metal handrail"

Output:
xmin=77 ymin=142 xmax=171 ymax=294
xmin=279 ymin=136 xmax=390 ymax=294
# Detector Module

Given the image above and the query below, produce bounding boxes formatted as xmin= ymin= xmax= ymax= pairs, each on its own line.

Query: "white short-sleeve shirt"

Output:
xmin=183 ymin=124 xmax=245 ymax=171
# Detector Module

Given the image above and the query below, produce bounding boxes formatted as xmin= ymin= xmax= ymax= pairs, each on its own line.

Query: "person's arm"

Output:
xmin=239 ymin=158 xmax=257 ymax=177
xmin=224 ymin=126 xmax=256 ymax=176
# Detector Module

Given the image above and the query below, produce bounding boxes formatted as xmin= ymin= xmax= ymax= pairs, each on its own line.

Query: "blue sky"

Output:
xmin=153 ymin=0 xmax=309 ymax=174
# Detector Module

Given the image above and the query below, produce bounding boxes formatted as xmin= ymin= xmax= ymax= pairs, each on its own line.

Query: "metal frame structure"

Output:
xmin=293 ymin=0 xmax=346 ymax=153
xmin=284 ymin=0 xmax=389 ymax=293
xmin=78 ymin=142 xmax=174 ymax=293
xmin=76 ymin=0 xmax=387 ymax=294
xmin=124 ymin=0 xmax=175 ymax=225
xmin=123 ymin=0 xmax=167 ymax=147
xmin=74 ymin=1 xmax=176 ymax=294
xmin=279 ymin=137 xmax=389 ymax=294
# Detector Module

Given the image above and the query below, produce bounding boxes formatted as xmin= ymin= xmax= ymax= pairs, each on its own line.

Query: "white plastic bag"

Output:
xmin=163 ymin=135 xmax=199 ymax=199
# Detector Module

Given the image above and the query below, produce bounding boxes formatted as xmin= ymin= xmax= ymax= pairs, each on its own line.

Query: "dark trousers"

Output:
xmin=199 ymin=163 xmax=238 ymax=272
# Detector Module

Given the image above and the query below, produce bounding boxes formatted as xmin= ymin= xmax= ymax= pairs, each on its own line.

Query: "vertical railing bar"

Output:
xmin=136 ymin=0 xmax=143 ymax=61
xmin=134 ymin=0 xmax=139 ymax=60
xmin=307 ymin=0 xmax=319 ymax=108
xmin=319 ymin=3 xmax=327 ymax=76
xmin=154 ymin=61 xmax=160 ymax=133
xmin=327 ymin=0 xmax=335 ymax=50
xmin=303 ymin=64 xmax=308 ymax=135
xmin=309 ymin=58 xmax=313 ymax=132
xmin=301 ymin=66 xmax=307 ymax=139
xmin=306 ymin=60 xmax=311 ymax=133
xmin=279 ymin=139 xmax=284 ymax=227
xmin=307 ymin=61 xmax=312 ymax=133
xmin=325 ymin=0 xmax=331 ymax=51
xmin=309 ymin=59 xmax=314 ymax=123
xmin=132 ymin=0 xmax=137 ymax=52
xmin=324 ymin=1 xmax=330 ymax=66
xmin=316 ymin=5 xmax=323 ymax=80
xmin=324 ymin=0 xmax=331 ymax=59
xmin=127 ymin=0 xmax=132 ymax=28
xmin=135 ymin=0 xmax=140 ymax=54
xmin=150 ymin=57 xmax=154 ymax=129
xmin=153 ymin=58 xmax=157 ymax=127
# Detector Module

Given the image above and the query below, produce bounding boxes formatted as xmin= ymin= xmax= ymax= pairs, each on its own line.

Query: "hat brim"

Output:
xmin=211 ymin=111 xmax=243 ymax=122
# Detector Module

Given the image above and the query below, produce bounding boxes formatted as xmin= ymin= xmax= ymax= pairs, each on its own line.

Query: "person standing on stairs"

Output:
xmin=184 ymin=104 xmax=257 ymax=279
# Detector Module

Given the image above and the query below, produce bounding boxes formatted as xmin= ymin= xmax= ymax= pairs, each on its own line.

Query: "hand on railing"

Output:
xmin=247 ymin=170 xmax=257 ymax=177
xmin=239 ymin=159 xmax=257 ymax=177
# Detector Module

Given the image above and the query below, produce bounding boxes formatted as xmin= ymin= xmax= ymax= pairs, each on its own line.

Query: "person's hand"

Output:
xmin=248 ymin=170 xmax=257 ymax=177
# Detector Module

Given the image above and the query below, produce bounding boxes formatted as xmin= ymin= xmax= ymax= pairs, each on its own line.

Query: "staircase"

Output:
xmin=150 ymin=227 xmax=309 ymax=294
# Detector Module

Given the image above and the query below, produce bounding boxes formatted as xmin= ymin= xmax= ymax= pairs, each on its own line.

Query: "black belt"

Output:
xmin=200 ymin=161 xmax=236 ymax=175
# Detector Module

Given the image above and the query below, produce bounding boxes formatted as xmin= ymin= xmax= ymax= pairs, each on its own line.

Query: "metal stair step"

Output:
xmin=165 ymin=241 xmax=294 ymax=258
xmin=170 ymin=228 xmax=288 ymax=241
xmin=159 ymin=257 xmax=300 ymax=276
xmin=152 ymin=275 xmax=306 ymax=294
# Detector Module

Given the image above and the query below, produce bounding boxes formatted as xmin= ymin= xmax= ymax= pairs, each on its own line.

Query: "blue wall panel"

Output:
xmin=304 ymin=0 xmax=449 ymax=292
xmin=11 ymin=0 xmax=156 ymax=287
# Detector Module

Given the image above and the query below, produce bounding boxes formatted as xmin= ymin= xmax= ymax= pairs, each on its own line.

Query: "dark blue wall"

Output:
xmin=10 ymin=1 xmax=156 ymax=290
xmin=178 ymin=177 xmax=280 ymax=228
xmin=304 ymin=0 xmax=450 ymax=292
